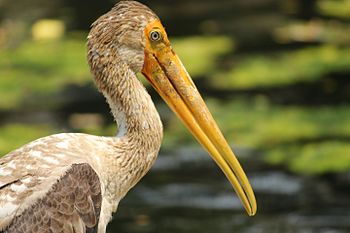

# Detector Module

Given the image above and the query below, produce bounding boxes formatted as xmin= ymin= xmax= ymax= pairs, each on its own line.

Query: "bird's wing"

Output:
xmin=1 ymin=163 xmax=102 ymax=233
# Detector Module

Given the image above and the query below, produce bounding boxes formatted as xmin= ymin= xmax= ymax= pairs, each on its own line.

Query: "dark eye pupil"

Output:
xmin=150 ymin=31 xmax=161 ymax=41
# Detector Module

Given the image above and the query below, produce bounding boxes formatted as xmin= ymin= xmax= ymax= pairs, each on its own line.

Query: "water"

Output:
xmin=107 ymin=148 xmax=350 ymax=233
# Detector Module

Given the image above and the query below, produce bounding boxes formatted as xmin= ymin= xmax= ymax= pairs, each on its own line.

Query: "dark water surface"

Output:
xmin=107 ymin=148 xmax=350 ymax=233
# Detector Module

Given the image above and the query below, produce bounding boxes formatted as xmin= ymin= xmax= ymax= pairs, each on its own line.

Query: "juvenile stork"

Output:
xmin=0 ymin=1 xmax=256 ymax=232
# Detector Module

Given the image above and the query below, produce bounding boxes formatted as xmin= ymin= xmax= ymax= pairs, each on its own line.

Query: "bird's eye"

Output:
xmin=150 ymin=30 xmax=162 ymax=42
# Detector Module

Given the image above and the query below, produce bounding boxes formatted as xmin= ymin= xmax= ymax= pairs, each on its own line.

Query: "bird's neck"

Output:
xmin=87 ymin=54 xmax=163 ymax=225
xmin=91 ymin=55 xmax=163 ymax=154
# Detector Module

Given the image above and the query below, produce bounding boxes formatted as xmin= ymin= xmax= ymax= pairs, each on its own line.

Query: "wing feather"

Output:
xmin=2 ymin=163 xmax=102 ymax=233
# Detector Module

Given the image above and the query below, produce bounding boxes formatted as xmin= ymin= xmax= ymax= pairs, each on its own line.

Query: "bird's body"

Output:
xmin=0 ymin=133 xmax=160 ymax=232
xmin=0 ymin=1 xmax=256 ymax=233
xmin=0 ymin=131 xmax=161 ymax=232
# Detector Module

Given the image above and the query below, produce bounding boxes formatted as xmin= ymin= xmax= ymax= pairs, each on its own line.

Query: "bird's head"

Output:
xmin=87 ymin=1 xmax=159 ymax=75
xmin=87 ymin=0 xmax=257 ymax=216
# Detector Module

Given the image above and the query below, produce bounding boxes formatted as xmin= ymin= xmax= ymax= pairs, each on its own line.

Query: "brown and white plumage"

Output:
xmin=3 ymin=163 xmax=101 ymax=233
xmin=0 ymin=1 xmax=256 ymax=233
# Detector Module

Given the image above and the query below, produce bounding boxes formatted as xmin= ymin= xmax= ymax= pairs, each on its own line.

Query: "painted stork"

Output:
xmin=0 ymin=1 xmax=257 ymax=232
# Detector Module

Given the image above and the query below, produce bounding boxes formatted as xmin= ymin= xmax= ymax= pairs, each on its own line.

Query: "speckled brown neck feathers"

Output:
xmin=87 ymin=1 xmax=162 ymax=152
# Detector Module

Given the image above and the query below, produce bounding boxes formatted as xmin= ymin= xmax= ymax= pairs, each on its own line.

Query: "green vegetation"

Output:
xmin=173 ymin=36 xmax=234 ymax=77
xmin=208 ymin=101 xmax=350 ymax=148
xmin=0 ymin=38 xmax=89 ymax=109
xmin=268 ymin=142 xmax=350 ymax=174
xmin=213 ymin=45 xmax=350 ymax=89
xmin=317 ymin=0 xmax=350 ymax=19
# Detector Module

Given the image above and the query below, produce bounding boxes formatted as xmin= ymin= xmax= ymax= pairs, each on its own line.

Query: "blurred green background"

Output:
xmin=1 ymin=0 xmax=350 ymax=232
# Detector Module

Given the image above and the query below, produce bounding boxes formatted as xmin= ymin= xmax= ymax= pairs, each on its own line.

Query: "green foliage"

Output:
xmin=172 ymin=36 xmax=234 ymax=77
xmin=213 ymin=45 xmax=350 ymax=89
xmin=274 ymin=20 xmax=350 ymax=45
xmin=268 ymin=142 xmax=350 ymax=174
xmin=0 ymin=38 xmax=89 ymax=109
xmin=318 ymin=0 xmax=350 ymax=19
xmin=0 ymin=124 xmax=53 ymax=155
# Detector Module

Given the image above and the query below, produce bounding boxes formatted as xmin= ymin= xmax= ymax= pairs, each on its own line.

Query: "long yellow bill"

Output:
xmin=142 ymin=20 xmax=257 ymax=216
